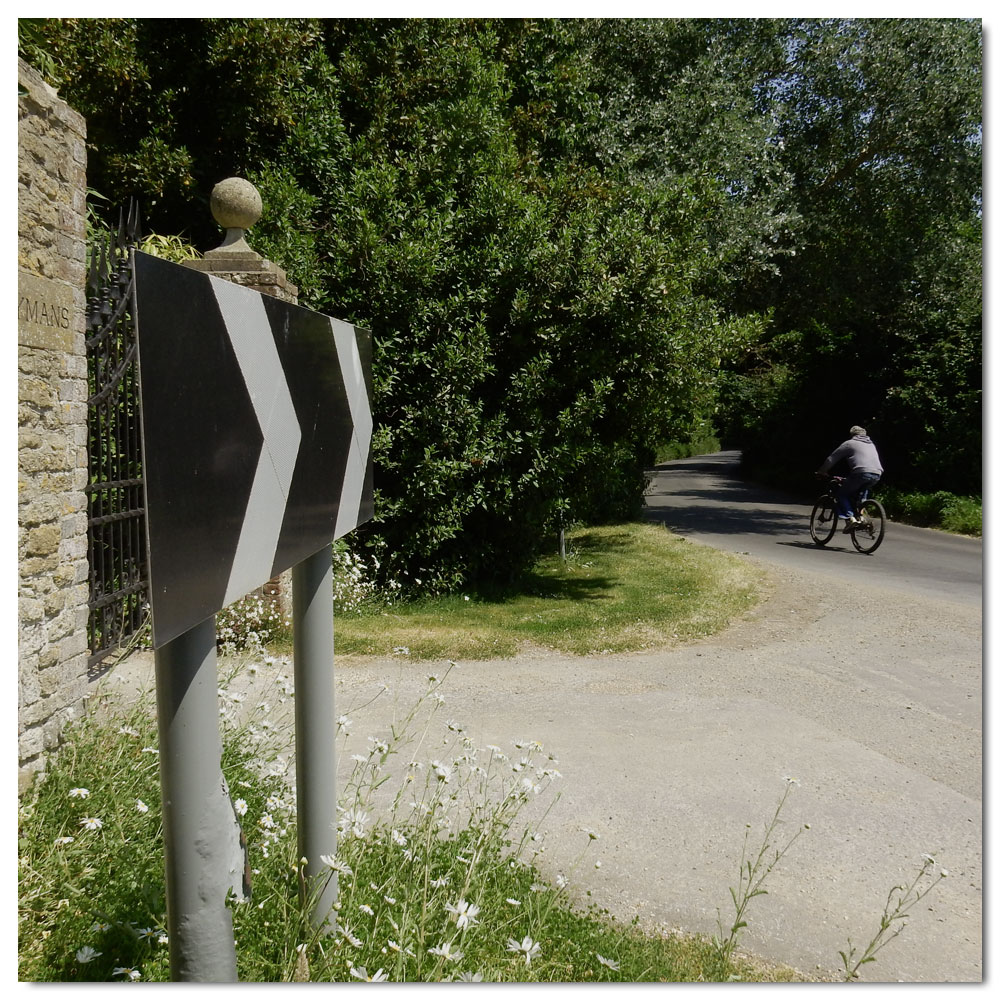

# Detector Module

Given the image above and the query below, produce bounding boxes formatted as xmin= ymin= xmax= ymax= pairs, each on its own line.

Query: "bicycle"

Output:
xmin=809 ymin=475 xmax=886 ymax=554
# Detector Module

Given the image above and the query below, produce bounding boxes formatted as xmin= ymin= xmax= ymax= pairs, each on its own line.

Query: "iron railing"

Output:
xmin=85 ymin=202 xmax=148 ymax=670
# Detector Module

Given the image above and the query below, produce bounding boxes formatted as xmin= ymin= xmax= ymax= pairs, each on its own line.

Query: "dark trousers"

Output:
xmin=835 ymin=471 xmax=880 ymax=518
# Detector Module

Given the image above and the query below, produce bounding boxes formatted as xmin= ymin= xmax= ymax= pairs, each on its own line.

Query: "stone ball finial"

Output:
xmin=210 ymin=177 xmax=262 ymax=232
xmin=206 ymin=177 xmax=262 ymax=257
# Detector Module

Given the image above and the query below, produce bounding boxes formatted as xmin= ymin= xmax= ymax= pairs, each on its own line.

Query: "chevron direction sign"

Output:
xmin=131 ymin=251 xmax=373 ymax=648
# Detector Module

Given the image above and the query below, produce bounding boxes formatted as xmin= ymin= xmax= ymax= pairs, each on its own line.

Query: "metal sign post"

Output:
xmin=154 ymin=617 xmax=242 ymax=982
xmin=293 ymin=546 xmax=339 ymax=928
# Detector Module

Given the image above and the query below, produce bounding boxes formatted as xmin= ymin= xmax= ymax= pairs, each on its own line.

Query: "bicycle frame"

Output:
xmin=810 ymin=475 xmax=886 ymax=554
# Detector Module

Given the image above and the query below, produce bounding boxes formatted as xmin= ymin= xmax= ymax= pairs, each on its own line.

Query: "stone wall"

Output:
xmin=17 ymin=57 xmax=90 ymax=793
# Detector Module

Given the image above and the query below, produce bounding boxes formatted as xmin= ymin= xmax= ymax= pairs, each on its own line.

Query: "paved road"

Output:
xmin=107 ymin=453 xmax=983 ymax=982
xmin=644 ymin=451 xmax=982 ymax=607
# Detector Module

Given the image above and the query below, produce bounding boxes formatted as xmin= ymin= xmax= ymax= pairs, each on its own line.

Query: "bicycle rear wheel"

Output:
xmin=809 ymin=497 xmax=838 ymax=545
xmin=850 ymin=499 xmax=886 ymax=554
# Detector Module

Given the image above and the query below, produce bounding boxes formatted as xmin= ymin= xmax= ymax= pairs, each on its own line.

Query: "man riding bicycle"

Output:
xmin=816 ymin=425 xmax=883 ymax=530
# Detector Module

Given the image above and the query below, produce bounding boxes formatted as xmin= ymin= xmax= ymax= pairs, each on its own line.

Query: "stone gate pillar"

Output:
xmin=17 ymin=58 xmax=90 ymax=792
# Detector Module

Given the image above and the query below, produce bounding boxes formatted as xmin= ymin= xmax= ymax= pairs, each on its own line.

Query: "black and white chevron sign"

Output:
xmin=132 ymin=251 xmax=373 ymax=648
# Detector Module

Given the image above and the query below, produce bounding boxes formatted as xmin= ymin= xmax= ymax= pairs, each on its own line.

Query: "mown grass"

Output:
xmin=332 ymin=522 xmax=767 ymax=660
xmin=18 ymin=665 xmax=805 ymax=983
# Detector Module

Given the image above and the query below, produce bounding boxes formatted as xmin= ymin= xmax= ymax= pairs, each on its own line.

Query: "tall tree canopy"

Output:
xmin=23 ymin=16 xmax=981 ymax=588
xmin=714 ymin=18 xmax=982 ymax=492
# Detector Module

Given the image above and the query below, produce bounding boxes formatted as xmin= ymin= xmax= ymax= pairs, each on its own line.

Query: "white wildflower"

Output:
xmin=445 ymin=898 xmax=480 ymax=931
xmin=350 ymin=966 xmax=388 ymax=982
xmin=507 ymin=935 xmax=541 ymax=965
xmin=340 ymin=924 xmax=363 ymax=948
xmin=320 ymin=854 xmax=354 ymax=877
xmin=75 ymin=945 xmax=101 ymax=963
xmin=339 ymin=807 xmax=369 ymax=839
xmin=429 ymin=941 xmax=464 ymax=963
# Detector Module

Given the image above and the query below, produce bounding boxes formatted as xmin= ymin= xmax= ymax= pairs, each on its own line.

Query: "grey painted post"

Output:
xmin=155 ymin=617 xmax=240 ymax=982
xmin=292 ymin=545 xmax=339 ymax=930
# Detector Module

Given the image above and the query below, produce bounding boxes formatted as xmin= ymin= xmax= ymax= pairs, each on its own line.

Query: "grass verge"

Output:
xmin=332 ymin=522 xmax=767 ymax=660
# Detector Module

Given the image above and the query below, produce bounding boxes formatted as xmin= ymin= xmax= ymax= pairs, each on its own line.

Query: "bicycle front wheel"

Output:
xmin=809 ymin=497 xmax=838 ymax=546
xmin=851 ymin=499 xmax=886 ymax=554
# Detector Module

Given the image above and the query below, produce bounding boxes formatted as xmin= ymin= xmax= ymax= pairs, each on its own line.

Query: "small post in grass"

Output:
xmin=293 ymin=545 xmax=339 ymax=930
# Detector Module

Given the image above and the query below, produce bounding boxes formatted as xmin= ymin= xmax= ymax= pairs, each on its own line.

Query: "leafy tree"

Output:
xmin=28 ymin=16 xmax=762 ymax=588
xmin=716 ymin=18 xmax=981 ymax=492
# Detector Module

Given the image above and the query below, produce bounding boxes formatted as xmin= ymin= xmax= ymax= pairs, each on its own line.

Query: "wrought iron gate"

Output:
xmin=86 ymin=203 xmax=148 ymax=669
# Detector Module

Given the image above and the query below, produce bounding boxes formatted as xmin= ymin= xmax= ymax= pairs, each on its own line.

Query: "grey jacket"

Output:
xmin=818 ymin=435 xmax=883 ymax=476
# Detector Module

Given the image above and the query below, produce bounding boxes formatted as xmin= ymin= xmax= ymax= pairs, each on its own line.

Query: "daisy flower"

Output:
xmin=350 ymin=966 xmax=388 ymax=982
xmin=340 ymin=925 xmax=363 ymax=948
xmin=320 ymin=855 xmax=354 ymax=877
xmin=429 ymin=941 xmax=464 ymax=963
xmin=445 ymin=899 xmax=480 ymax=931
xmin=507 ymin=935 xmax=541 ymax=965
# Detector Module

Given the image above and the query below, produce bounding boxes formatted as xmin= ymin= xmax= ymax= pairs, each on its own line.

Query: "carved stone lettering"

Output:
xmin=18 ymin=270 xmax=77 ymax=350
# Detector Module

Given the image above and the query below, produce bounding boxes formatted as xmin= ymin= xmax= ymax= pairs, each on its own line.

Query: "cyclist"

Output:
xmin=816 ymin=425 xmax=883 ymax=530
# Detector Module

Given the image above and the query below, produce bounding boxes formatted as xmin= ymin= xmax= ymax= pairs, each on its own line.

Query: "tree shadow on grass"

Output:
xmin=474 ymin=567 xmax=618 ymax=606
xmin=468 ymin=528 xmax=634 ymax=606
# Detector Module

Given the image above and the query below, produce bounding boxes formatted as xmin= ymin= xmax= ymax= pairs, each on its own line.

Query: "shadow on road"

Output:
xmin=644 ymin=504 xmax=806 ymax=538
